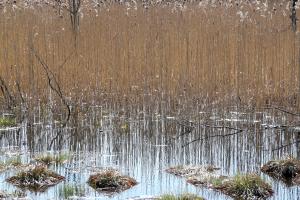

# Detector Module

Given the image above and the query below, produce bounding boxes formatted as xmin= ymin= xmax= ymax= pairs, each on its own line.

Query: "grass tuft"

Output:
xmin=221 ymin=174 xmax=273 ymax=199
xmin=87 ymin=169 xmax=137 ymax=194
xmin=6 ymin=165 xmax=65 ymax=192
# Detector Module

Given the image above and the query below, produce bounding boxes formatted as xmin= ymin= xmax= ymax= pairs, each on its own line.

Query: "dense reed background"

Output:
xmin=0 ymin=0 xmax=299 ymax=115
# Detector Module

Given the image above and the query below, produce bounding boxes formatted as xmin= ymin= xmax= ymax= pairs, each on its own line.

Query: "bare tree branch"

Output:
xmin=31 ymin=48 xmax=73 ymax=150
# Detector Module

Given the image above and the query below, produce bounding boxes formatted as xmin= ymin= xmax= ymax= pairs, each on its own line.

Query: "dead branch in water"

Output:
xmin=182 ymin=129 xmax=244 ymax=148
xmin=175 ymin=119 xmax=242 ymax=139
xmin=271 ymin=140 xmax=300 ymax=151
xmin=264 ymin=106 xmax=300 ymax=117
xmin=174 ymin=119 xmax=244 ymax=147
xmin=31 ymin=48 xmax=73 ymax=150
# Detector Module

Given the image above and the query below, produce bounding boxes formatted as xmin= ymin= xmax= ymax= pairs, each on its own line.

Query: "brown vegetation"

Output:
xmin=0 ymin=1 xmax=299 ymax=116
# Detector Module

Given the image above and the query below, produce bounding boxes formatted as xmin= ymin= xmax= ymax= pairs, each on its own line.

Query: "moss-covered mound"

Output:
xmin=261 ymin=158 xmax=300 ymax=186
xmin=87 ymin=169 xmax=137 ymax=194
xmin=6 ymin=165 xmax=65 ymax=192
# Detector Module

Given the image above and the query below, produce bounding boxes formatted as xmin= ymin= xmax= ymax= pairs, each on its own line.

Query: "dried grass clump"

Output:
xmin=261 ymin=157 xmax=300 ymax=186
xmin=6 ymin=165 xmax=65 ymax=192
xmin=87 ymin=169 xmax=137 ymax=194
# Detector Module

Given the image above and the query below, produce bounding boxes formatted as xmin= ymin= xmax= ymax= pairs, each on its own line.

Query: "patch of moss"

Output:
xmin=160 ymin=193 xmax=205 ymax=200
xmin=0 ymin=116 xmax=16 ymax=127
xmin=6 ymin=165 xmax=65 ymax=192
xmin=261 ymin=157 xmax=300 ymax=186
xmin=87 ymin=169 xmax=137 ymax=194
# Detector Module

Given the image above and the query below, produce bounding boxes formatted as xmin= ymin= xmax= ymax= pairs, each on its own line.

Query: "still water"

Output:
xmin=0 ymin=107 xmax=299 ymax=200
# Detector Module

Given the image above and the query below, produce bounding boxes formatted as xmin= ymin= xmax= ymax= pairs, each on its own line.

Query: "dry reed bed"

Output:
xmin=0 ymin=1 xmax=299 ymax=114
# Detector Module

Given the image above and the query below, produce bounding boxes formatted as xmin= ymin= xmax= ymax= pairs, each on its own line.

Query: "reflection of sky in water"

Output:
xmin=0 ymin=109 xmax=299 ymax=200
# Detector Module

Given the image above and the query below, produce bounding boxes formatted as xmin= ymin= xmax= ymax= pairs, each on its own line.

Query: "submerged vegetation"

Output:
xmin=35 ymin=153 xmax=70 ymax=166
xmin=87 ymin=169 xmax=137 ymax=194
xmin=0 ymin=190 xmax=26 ymax=199
xmin=58 ymin=184 xmax=85 ymax=200
xmin=0 ymin=156 xmax=24 ymax=172
xmin=166 ymin=165 xmax=220 ymax=177
xmin=0 ymin=116 xmax=16 ymax=127
xmin=6 ymin=165 xmax=65 ymax=192
xmin=261 ymin=157 xmax=300 ymax=186
xmin=159 ymin=193 xmax=204 ymax=200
